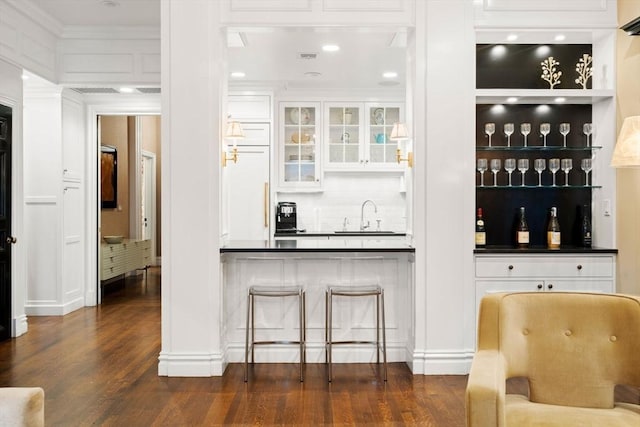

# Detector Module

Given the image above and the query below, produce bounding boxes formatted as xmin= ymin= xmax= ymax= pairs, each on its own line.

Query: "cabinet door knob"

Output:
xmin=5 ymin=236 xmax=16 ymax=244
xmin=577 ymin=264 xmax=583 ymax=270
xmin=548 ymin=284 xmax=554 ymax=290
xmin=508 ymin=265 xmax=514 ymax=270
xmin=537 ymin=284 xmax=543 ymax=290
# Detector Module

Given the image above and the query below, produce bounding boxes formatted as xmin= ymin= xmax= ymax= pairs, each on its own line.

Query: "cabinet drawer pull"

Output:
xmin=537 ymin=284 xmax=543 ymax=289
xmin=508 ymin=265 xmax=514 ymax=270
xmin=548 ymin=284 xmax=554 ymax=290
xmin=577 ymin=264 xmax=583 ymax=270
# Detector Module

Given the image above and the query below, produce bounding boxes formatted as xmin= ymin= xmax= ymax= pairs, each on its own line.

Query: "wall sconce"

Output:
xmin=390 ymin=122 xmax=413 ymax=168
xmin=222 ymin=121 xmax=244 ymax=167
xmin=611 ymin=116 xmax=640 ymax=167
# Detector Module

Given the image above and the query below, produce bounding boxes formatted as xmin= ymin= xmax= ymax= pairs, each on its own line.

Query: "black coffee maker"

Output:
xmin=276 ymin=202 xmax=297 ymax=232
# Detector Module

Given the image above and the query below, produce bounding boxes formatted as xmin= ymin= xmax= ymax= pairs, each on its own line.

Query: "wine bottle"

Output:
xmin=547 ymin=206 xmax=561 ymax=249
xmin=516 ymin=206 xmax=529 ymax=248
xmin=475 ymin=208 xmax=486 ymax=248
xmin=581 ymin=204 xmax=592 ymax=248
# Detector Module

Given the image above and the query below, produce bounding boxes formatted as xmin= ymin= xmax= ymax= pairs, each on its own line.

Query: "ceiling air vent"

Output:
xmin=299 ymin=53 xmax=317 ymax=60
xmin=72 ymin=88 xmax=119 ymax=94
xmin=621 ymin=16 xmax=640 ymax=35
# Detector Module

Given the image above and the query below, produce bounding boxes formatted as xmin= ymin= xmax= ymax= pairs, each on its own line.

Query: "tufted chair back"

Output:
xmin=477 ymin=292 xmax=640 ymax=409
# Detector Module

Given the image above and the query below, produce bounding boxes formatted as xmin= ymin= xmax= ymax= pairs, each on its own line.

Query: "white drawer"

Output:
xmin=102 ymin=243 xmax=124 ymax=256
xmin=475 ymin=256 xmax=614 ymax=278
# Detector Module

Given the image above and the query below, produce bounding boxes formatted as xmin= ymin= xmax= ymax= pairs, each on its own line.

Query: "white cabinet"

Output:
xmin=324 ymin=102 xmax=404 ymax=170
xmin=101 ymin=239 xmax=151 ymax=281
xmin=475 ymin=253 xmax=616 ymax=307
xmin=226 ymin=144 xmax=270 ymax=240
xmin=474 ymin=253 xmax=616 ymax=345
xmin=279 ymin=102 xmax=321 ymax=189
xmin=227 ymin=94 xmax=271 ymax=122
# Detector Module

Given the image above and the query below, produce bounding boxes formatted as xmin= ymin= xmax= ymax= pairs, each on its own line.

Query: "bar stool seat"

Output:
xmin=325 ymin=284 xmax=387 ymax=382
xmin=245 ymin=285 xmax=306 ymax=382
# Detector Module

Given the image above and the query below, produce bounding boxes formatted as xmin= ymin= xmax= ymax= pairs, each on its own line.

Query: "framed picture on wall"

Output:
xmin=101 ymin=145 xmax=117 ymax=209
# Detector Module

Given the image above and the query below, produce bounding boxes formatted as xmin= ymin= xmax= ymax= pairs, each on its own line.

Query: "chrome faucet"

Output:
xmin=360 ymin=200 xmax=378 ymax=231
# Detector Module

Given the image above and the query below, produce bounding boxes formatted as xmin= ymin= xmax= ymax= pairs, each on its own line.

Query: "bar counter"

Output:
xmin=474 ymin=245 xmax=618 ymax=254
xmin=221 ymin=238 xmax=415 ymax=253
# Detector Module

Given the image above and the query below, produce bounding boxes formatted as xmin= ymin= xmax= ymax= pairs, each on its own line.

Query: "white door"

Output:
xmin=141 ymin=151 xmax=156 ymax=263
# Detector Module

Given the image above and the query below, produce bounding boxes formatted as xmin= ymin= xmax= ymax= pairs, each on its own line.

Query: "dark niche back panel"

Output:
xmin=477 ymin=44 xmax=593 ymax=89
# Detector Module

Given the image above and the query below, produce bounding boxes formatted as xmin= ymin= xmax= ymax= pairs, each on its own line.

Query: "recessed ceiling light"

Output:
xmin=555 ymin=34 xmax=566 ymax=42
xmin=383 ymin=71 xmax=398 ymax=79
xmin=118 ymin=87 xmax=134 ymax=93
xmin=230 ymin=71 xmax=246 ymax=78
xmin=554 ymin=97 xmax=566 ymax=103
xmin=506 ymin=97 xmax=518 ymax=103
xmin=322 ymin=44 xmax=340 ymax=52
xmin=507 ymin=34 xmax=518 ymax=42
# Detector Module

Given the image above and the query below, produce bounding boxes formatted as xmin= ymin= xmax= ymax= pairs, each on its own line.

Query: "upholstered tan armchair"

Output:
xmin=466 ymin=292 xmax=640 ymax=426
xmin=0 ymin=387 xmax=44 ymax=427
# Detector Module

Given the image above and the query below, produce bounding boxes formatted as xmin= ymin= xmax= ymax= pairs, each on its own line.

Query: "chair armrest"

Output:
xmin=465 ymin=350 xmax=506 ymax=427
xmin=0 ymin=387 xmax=44 ymax=427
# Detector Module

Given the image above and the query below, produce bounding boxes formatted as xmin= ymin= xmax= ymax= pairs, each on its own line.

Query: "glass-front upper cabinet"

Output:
xmin=325 ymin=103 xmax=362 ymax=168
xmin=367 ymin=103 xmax=402 ymax=167
xmin=280 ymin=102 xmax=321 ymax=188
xmin=324 ymin=102 xmax=403 ymax=170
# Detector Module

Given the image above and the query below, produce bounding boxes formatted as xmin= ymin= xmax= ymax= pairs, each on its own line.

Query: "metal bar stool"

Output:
xmin=325 ymin=285 xmax=387 ymax=382
xmin=244 ymin=285 xmax=306 ymax=382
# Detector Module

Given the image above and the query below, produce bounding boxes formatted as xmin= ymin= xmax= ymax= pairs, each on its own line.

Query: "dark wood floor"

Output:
xmin=0 ymin=268 xmax=468 ymax=426
xmin=2 ymin=270 xmax=637 ymax=426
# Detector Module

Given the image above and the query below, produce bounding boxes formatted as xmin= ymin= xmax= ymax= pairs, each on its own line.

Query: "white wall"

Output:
xmin=0 ymin=57 xmax=27 ymax=337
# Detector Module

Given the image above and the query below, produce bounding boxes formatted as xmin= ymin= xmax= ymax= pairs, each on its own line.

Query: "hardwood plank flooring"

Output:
xmin=1 ymin=268 xmax=637 ymax=426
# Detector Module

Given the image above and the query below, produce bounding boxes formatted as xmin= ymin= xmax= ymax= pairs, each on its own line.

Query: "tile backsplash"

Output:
xmin=276 ymin=173 xmax=407 ymax=233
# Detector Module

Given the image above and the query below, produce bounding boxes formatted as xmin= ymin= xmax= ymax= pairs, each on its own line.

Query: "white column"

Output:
xmin=158 ymin=0 xmax=225 ymax=376
xmin=422 ymin=0 xmax=476 ymax=374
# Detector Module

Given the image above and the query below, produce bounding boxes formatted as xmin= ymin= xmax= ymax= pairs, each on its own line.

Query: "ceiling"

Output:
xmin=27 ymin=0 xmax=407 ymax=91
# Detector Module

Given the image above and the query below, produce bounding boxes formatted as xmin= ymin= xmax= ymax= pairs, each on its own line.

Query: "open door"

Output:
xmin=0 ymin=104 xmax=14 ymax=340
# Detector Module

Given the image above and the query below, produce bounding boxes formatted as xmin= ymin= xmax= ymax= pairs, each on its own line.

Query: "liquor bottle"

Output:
xmin=547 ymin=206 xmax=561 ymax=249
xmin=581 ymin=204 xmax=592 ymax=248
xmin=475 ymin=208 xmax=486 ymax=248
xmin=516 ymin=207 xmax=529 ymax=248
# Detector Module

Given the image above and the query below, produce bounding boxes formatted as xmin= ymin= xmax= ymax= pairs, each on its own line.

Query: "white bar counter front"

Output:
xmin=220 ymin=238 xmax=415 ymax=366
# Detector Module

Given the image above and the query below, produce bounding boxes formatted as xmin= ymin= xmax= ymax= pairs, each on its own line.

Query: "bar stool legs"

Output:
xmin=325 ymin=285 xmax=387 ymax=382
xmin=244 ymin=286 xmax=306 ymax=382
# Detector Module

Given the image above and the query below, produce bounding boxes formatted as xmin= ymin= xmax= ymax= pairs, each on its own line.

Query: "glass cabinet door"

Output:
xmin=326 ymin=105 xmax=361 ymax=166
xmin=282 ymin=105 xmax=319 ymax=185
xmin=368 ymin=106 xmax=401 ymax=165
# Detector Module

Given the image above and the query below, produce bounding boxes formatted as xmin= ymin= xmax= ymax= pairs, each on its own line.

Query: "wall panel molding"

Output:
xmin=322 ymin=0 xmax=405 ymax=12
xmin=230 ymin=0 xmax=313 ymax=11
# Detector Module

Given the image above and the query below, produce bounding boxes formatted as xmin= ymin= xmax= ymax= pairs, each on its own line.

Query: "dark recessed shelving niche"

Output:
xmin=475 ymin=43 xmax=598 ymax=248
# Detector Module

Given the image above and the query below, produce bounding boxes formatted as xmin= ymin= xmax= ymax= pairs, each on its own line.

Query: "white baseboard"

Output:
xmin=25 ymin=297 xmax=84 ymax=316
xmin=12 ymin=314 xmax=28 ymax=337
xmin=158 ymin=351 xmax=226 ymax=377
xmin=411 ymin=349 xmax=474 ymax=375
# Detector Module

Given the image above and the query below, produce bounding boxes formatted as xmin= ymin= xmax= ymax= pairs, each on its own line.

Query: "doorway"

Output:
xmin=98 ymin=115 xmax=161 ymax=302
xmin=0 ymin=104 xmax=12 ymax=341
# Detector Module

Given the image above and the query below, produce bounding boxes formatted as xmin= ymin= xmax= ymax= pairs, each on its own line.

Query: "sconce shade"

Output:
xmin=611 ymin=116 xmax=640 ymax=168
xmin=225 ymin=121 xmax=245 ymax=139
xmin=390 ymin=123 xmax=410 ymax=141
